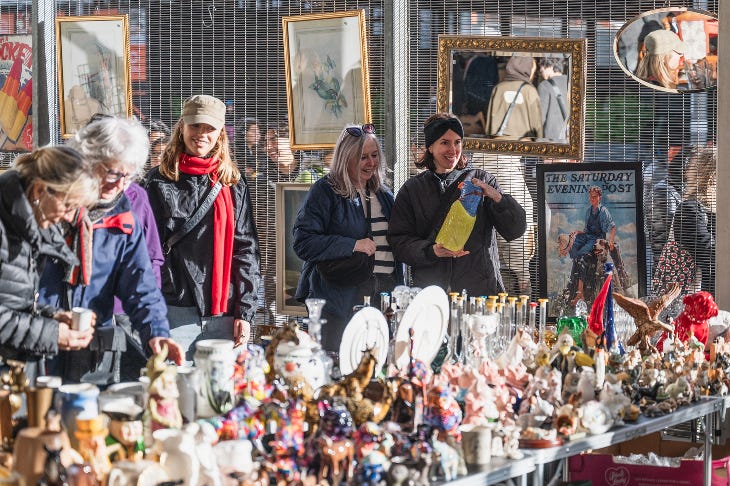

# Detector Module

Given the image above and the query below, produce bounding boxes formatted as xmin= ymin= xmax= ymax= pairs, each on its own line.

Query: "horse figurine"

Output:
xmin=317 ymin=435 xmax=355 ymax=485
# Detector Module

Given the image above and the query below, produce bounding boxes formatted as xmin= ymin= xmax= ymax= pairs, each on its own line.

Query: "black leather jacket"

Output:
xmin=145 ymin=168 xmax=261 ymax=321
xmin=0 ymin=171 xmax=77 ymax=360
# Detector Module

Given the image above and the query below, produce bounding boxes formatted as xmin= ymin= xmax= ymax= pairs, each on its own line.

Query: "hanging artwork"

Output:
xmin=56 ymin=15 xmax=131 ymax=138
xmin=282 ymin=10 xmax=372 ymax=150
xmin=537 ymin=162 xmax=646 ymax=320
xmin=0 ymin=34 xmax=32 ymax=151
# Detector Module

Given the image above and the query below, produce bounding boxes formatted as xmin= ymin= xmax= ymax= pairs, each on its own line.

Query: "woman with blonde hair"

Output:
xmin=635 ymin=29 xmax=686 ymax=90
xmin=146 ymin=95 xmax=261 ymax=362
xmin=0 ymin=146 xmax=98 ymax=376
xmin=293 ymin=123 xmax=402 ymax=352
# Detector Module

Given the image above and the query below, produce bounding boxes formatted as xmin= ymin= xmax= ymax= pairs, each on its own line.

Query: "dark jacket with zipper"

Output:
xmin=387 ymin=168 xmax=526 ymax=296
xmin=144 ymin=167 xmax=261 ymax=322
xmin=293 ymin=176 xmax=403 ymax=322
xmin=0 ymin=170 xmax=76 ymax=360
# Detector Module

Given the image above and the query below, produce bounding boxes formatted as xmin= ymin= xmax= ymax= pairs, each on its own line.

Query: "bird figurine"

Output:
xmin=612 ymin=282 xmax=681 ymax=354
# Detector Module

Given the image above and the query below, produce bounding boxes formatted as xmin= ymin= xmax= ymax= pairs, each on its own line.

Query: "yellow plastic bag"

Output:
xmin=435 ymin=199 xmax=477 ymax=251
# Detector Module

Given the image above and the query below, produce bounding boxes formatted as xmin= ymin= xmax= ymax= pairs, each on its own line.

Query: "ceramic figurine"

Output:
xmin=103 ymin=403 xmax=145 ymax=462
xmin=189 ymin=421 xmax=221 ymax=486
xmin=613 ymin=282 xmax=680 ymax=353
xmin=431 ymin=435 xmax=460 ymax=481
xmin=152 ymin=428 xmax=200 ymax=486
xmin=37 ymin=443 xmax=68 ymax=486
xmin=145 ymin=345 xmax=183 ymax=431
xmin=423 ymin=382 xmax=462 ymax=441
xmin=316 ymin=435 xmax=355 ymax=485
xmin=74 ymin=415 xmax=112 ymax=483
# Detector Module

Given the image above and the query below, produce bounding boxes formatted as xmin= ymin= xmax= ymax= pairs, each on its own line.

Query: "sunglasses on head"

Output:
xmin=345 ymin=124 xmax=376 ymax=137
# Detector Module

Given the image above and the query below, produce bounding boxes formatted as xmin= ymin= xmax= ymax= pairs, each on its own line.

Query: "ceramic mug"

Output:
xmin=58 ymin=383 xmax=99 ymax=447
xmin=175 ymin=366 xmax=199 ymax=424
xmin=194 ymin=339 xmax=235 ymax=418
xmin=71 ymin=307 xmax=94 ymax=331
xmin=25 ymin=387 xmax=55 ymax=429
xmin=460 ymin=424 xmax=492 ymax=466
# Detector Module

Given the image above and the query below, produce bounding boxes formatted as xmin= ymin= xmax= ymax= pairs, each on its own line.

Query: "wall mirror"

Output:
xmin=614 ymin=7 xmax=717 ymax=93
xmin=437 ymin=35 xmax=587 ymax=159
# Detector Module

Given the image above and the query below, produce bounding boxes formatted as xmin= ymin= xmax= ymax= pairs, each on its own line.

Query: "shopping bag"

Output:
xmin=651 ymin=239 xmax=696 ymax=296
xmin=435 ymin=179 xmax=482 ymax=251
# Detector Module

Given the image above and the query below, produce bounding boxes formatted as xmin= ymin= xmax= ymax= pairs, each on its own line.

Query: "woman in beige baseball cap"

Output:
xmin=635 ymin=29 xmax=686 ymax=90
xmin=144 ymin=95 xmax=261 ymax=363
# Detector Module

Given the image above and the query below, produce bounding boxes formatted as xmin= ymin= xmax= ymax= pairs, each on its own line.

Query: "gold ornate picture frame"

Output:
xmin=56 ymin=15 xmax=131 ymax=138
xmin=437 ymin=35 xmax=587 ymax=159
xmin=282 ymin=10 xmax=372 ymax=150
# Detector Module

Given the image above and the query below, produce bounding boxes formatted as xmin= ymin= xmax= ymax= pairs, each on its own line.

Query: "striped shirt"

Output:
xmin=363 ymin=191 xmax=395 ymax=275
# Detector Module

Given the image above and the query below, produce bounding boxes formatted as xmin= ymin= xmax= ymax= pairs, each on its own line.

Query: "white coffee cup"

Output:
xmin=71 ymin=307 xmax=93 ymax=331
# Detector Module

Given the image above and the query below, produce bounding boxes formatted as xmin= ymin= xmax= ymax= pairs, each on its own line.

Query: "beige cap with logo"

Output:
xmin=181 ymin=95 xmax=226 ymax=130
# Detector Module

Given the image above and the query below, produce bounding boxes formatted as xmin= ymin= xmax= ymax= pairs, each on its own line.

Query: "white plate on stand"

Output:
xmin=393 ymin=285 xmax=449 ymax=370
xmin=339 ymin=307 xmax=389 ymax=376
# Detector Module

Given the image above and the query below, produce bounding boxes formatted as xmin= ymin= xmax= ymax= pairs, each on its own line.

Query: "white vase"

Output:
xmin=194 ymin=339 xmax=235 ymax=418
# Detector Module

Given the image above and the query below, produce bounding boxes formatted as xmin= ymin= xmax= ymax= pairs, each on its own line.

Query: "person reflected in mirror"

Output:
xmin=293 ymin=124 xmax=402 ymax=353
xmin=635 ymin=29 xmax=685 ymax=90
xmin=484 ymin=56 xmax=543 ymax=141
xmin=388 ymin=113 xmax=526 ymax=299
xmin=673 ymin=146 xmax=716 ymax=296
xmin=536 ymin=56 xmax=569 ymax=143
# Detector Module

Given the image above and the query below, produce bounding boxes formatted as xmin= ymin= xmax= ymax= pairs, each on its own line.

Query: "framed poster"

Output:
xmin=537 ymin=162 xmax=646 ymax=319
xmin=276 ymin=182 xmax=312 ymax=316
xmin=0 ymin=34 xmax=32 ymax=151
xmin=56 ymin=15 xmax=131 ymax=138
xmin=282 ymin=10 xmax=371 ymax=150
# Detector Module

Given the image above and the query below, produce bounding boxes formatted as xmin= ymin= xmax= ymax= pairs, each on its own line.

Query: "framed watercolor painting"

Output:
xmin=56 ymin=15 xmax=131 ymax=138
xmin=537 ymin=162 xmax=646 ymax=319
xmin=282 ymin=10 xmax=371 ymax=150
xmin=276 ymin=182 xmax=312 ymax=316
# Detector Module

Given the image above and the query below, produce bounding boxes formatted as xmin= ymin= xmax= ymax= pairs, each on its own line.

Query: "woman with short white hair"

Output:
xmin=39 ymin=116 xmax=183 ymax=383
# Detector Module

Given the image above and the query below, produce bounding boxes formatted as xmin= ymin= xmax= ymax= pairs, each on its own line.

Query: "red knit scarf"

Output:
xmin=179 ymin=153 xmax=234 ymax=315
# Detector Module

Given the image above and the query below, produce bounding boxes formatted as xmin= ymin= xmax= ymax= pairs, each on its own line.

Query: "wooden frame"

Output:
xmin=275 ymin=182 xmax=311 ymax=316
xmin=282 ymin=10 xmax=371 ymax=150
xmin=437 ymin=35 xmax=587 ymax=159
xmin=537 ymin=162 xmax=646 ymax=320
xmin=56 ymin=15 xmax=131 ymax=138
xmin=614 ymin=7 xmax=718 ymax=93
xmin=0 ymin=34 xmax=33 ymax=151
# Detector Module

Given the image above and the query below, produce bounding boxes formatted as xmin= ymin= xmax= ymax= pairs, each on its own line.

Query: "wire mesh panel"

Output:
xmin=0 ymin=0 xmax=718 ymax=321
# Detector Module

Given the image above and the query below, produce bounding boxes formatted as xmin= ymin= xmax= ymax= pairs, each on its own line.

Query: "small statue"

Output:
xmin=74 ymin=415 xmax=112 ymax=483
xmin=145 ymin=345 xmax=183 ymax=431
xmin=612 ymin=283 xmax=680 ymax=353
xmin=103 ymin=403 xmax=145 ymax=462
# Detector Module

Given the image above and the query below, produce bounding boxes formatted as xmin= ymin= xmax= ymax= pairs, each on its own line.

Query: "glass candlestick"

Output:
xmin=538 ymin=298 xmax=549 ymax=347
xmin=507 ymin=296 xmax=517 ymax=341
xmin=519 ymin=295 xmax=529 ymax=327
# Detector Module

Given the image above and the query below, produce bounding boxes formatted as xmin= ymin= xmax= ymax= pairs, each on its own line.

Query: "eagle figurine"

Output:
xmin=612 ymin=282 xmax=681 ymax=353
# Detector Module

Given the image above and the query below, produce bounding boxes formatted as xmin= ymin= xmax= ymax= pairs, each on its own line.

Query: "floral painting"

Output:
xmin=283 ymin=10 xmax=371 ymax=149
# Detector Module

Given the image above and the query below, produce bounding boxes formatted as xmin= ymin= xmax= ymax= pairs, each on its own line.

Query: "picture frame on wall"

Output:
xmin=282 ymin=10 xmax=371 ymax=150
xmin=0 ymin=34 xmax=33 ymax=152
xmin=276 ymin=182 xmax=312 ymax=317
xmin=56 ymin=15 xmax=131 ymax=138
xmin=537 ymin=162 xmax=646 ymax=320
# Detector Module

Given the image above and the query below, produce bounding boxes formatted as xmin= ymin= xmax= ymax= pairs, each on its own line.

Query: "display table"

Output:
xmin=527 ymin=397 xmax=723 ymax=486
xmin=440 ymin=397 xmax=724 ymax=486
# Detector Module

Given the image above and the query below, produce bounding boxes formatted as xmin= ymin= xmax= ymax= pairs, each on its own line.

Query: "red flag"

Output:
xmin=588 ymin=273 xmax=613 ymax=335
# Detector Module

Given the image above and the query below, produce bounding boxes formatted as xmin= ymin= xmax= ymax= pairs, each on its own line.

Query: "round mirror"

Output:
xmin=613 ymin=7 xmax=717 ymax=93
